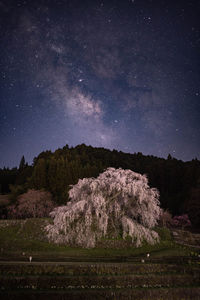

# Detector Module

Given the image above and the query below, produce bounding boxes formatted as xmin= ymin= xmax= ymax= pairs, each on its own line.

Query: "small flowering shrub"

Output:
xmin=46 ymin=168 xmax=161 ymax=248
xmin=172 ymin=214 xmax=191 ymax=229
xmin=8 ymin=189 xmax=55 ymax=219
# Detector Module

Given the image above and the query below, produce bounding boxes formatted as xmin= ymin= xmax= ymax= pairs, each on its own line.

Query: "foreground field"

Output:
xmin=0 ymin=258 xmax=200 ymax=299
xmin=0 ymin=219 xmax=199 ymax=299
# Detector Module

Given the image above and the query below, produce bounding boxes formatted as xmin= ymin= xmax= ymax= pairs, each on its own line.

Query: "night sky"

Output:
xmin=0 ymin=0 xmax=200 ymax=168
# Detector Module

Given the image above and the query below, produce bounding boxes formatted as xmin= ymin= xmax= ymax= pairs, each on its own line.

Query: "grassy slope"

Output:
xmin=0 ymin=218 xmax=199 ymax=261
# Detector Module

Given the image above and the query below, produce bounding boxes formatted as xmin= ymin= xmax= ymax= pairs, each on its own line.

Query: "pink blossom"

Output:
xmin=46 ymin=168 xmax=161 ymax=248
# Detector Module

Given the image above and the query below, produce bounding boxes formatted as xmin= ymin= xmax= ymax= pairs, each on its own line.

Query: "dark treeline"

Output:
xmin=0 ymin=144 xmax=200 ymax=225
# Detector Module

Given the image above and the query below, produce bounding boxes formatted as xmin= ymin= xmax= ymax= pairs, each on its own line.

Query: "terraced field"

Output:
xmin=0 ymin=256 xmax=200 ymax=300
xmin=0 ymin=219 xmax=199 ymax=299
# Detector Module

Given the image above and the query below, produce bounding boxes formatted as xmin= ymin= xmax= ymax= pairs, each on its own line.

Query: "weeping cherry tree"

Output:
xmin=46 ymin=168 xmax=161 ymax=247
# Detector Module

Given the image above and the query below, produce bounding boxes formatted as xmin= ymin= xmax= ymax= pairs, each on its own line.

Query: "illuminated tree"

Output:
xmin=46 ymin=168 xmax=161 ymax=248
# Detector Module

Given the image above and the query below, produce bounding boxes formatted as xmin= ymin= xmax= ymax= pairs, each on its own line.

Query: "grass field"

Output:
xmin=0 ymin=218 xmax=199 ymax=299
xmin=0 ymin=218 xmax=197 ymax=260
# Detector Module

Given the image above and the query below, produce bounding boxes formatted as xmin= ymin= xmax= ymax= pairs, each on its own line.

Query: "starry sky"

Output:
xmin=0 ymin=0 xmax=200 ymax=168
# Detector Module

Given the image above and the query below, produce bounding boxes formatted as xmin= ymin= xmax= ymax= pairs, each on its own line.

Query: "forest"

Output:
xmin=0 ymin=144 xmax=199 ymax=228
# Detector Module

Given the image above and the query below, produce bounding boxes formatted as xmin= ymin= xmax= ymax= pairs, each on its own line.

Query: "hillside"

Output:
xmin=0 ymin=144 xmax=200 ymax=226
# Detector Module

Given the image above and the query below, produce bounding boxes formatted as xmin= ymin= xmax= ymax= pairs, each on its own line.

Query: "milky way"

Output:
xmin=0 ymin=0 xmax=200 ymax=167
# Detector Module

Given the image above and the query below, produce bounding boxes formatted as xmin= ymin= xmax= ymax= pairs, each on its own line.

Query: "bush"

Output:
xmin=172 ymin=214 xmax=191 ymax=229
xmin=0 ymin=195 xmax=10 ymax=219
xmin=154 ymin=227 xmax=172 ymax=241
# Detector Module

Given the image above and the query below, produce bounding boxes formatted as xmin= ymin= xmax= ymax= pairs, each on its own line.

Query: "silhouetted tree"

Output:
xmin=19 ymin=155 xmax=26 ymax=170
